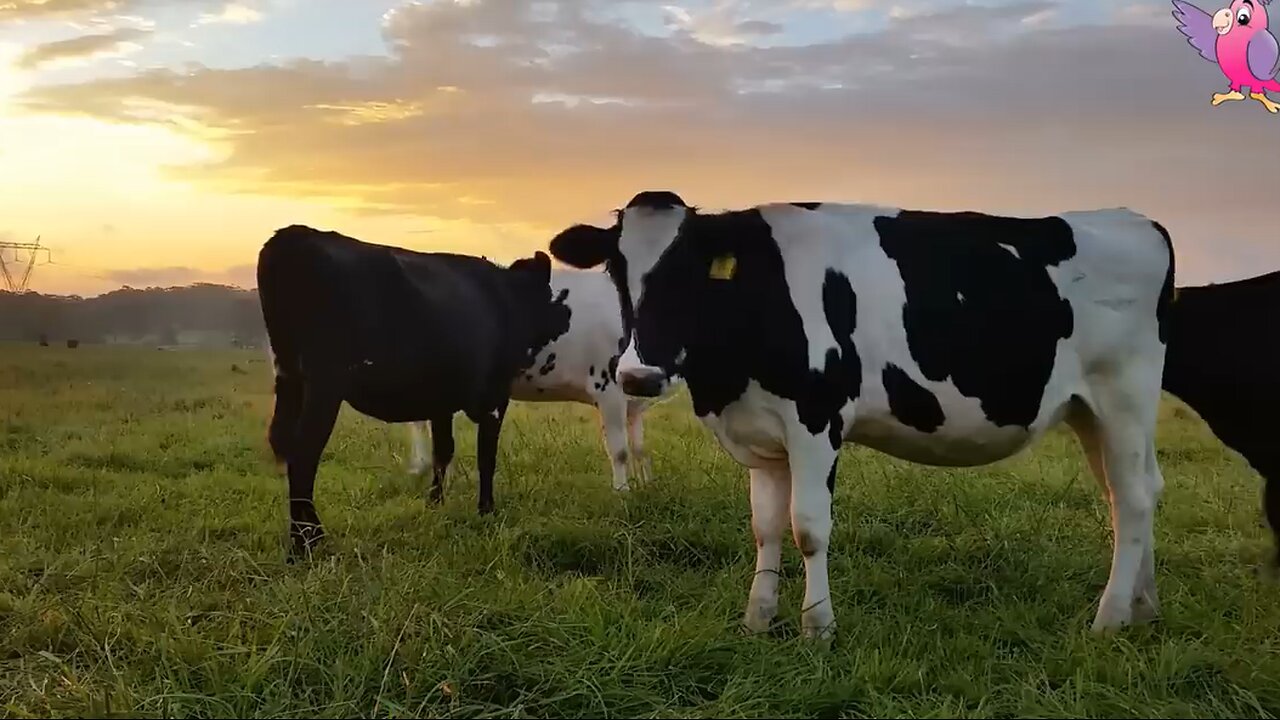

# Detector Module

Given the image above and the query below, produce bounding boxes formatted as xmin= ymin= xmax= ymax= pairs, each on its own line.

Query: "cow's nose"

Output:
xmin=1213 ymin=7 xmax=1232 ymax=32
xmin=620 ymin=367 xmax=666 ymax=398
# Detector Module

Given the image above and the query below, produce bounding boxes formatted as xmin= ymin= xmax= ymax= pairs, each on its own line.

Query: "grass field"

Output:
xmin=1 ymin=343 xmax=1278 ymax=718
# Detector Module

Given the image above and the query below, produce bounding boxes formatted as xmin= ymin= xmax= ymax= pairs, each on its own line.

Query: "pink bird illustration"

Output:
xmin=1173 ymin=0 xmax=1280 ymax=113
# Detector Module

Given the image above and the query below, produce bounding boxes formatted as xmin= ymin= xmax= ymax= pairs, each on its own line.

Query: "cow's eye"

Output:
xmin=1238 ymin=6 xmax=1251 ymax=24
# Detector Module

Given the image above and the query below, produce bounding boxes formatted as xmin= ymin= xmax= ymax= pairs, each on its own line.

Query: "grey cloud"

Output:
xmin=736 ymin=19 xmax=783 ymax=35
xmin=17 ymin=27 xmax=149 ymax=68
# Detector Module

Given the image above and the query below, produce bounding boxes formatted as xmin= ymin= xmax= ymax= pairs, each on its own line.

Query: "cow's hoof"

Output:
xmin=801 ymin=620 xmax=836 ymax=643
xmin=1125 ymin=581 xmax=1161 ymax=626
xmin=801 ymin=604 xmax=836 ymax=642
xmin=1130 ymin=597 xmax=1160 ymax=625
xmin=289 ymin=524 xmax=326 ymax=561
xmin=741 ymin=603 xmax=777 ymax=635
xmin=1090 ymin=608 xmax=1131 ymax=635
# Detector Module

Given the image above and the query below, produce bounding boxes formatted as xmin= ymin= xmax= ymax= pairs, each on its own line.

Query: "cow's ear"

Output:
xmin=530 ymin=250 xmax=551 ymax=284
xmin=509 ymin=251 xmax=552 ymax=285
xmin=549 ymin=224 xmax=618 ymax=269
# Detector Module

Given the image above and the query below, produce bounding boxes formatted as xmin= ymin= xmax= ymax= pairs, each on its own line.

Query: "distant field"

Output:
xmin=1 ymin=343 xmax=1278 ymax=718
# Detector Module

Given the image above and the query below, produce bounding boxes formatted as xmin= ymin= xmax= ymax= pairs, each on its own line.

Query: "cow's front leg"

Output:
xmin=742 ymin=461 xmax=791 ymax=634
xmin=474 ymin=400 xmax=509 ymax=515
xmin=788 ymin=431 xmax=839 ymax=640
xmin=594 ymin=386 xmax=632 ymax=491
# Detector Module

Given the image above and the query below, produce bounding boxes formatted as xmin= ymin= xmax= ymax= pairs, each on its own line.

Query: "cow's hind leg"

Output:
xmin=287 ymin=382 xmax=343 ymax=560
xmin=742 ymin=460 xmax=791 ymax=634
xmin=1070 ymin=371 xmax=1164 ymax=633
xmin=1248 ymin=458 xmax=1280 ymax=579
xmin=1266 ymin=471 xmax=1280 ymax=574
xmin=595 ymin=387 xmax=631 ymax=491
xmin=429 ymin=415 xmax=455 ymax=505
xmin=1229 ymin=448 xmax=1279 ymax=579
xmin=472 ymin=400 xmax=509 ymax=515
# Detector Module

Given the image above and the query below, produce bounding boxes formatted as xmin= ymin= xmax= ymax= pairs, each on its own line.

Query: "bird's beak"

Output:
xmin=1213 ymin=7 xmax=1232 ymax=34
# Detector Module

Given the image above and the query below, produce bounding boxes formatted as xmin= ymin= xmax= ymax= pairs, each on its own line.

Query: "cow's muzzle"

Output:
xmin=619 ymin=366 xmax=667 ymax=398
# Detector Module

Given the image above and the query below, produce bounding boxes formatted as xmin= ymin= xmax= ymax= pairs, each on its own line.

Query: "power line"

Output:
xmin=41 ymin=259 xmax=114 ymax=281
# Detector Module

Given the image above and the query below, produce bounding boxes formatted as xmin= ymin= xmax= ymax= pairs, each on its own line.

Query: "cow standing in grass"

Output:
xmin=257 ymin=225 xmax=568 ymax=558
xmin=1162 ymin=270 xmax=1280 ymax=573
xmin=406 ymin=267 xmax=680 ymax=493
xmin=549 ymin=191 xmax=1176 ymax=638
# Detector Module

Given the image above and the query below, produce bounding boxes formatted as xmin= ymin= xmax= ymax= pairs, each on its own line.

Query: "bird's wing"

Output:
xmin=1172 ymin=0 xmax=1218 ymax=64
xmin=1248 ymin=29 xmax=1280 ymax=80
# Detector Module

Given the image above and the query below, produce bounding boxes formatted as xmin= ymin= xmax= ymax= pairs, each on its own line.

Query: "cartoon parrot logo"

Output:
xmin=1173 ymin=0 xmax=1280 ymax=113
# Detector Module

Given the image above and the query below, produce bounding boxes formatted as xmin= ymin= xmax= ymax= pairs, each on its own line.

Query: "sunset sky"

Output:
xmin=0 ymin=0 xmax=1274 ymax=296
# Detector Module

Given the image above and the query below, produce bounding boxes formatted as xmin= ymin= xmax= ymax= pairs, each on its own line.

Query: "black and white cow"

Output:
xmin=1162 ymin=270 xmax=1280 ymax=573
xmin=404 ymin=267 xmax=681 ymax=492
xmin=548 ymin=191 xmax=1176 ymax=638
xmin=258 ymin=224 xmax=567 ymax=558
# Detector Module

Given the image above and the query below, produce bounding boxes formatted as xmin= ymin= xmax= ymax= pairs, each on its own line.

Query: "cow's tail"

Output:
xmin=1150 ymin=219 xmax=1176 ymax=345
xmin=267 ymin=369 xmax=303 ymax=466
xmin=257 ymin=226 xmax=314 ymax=466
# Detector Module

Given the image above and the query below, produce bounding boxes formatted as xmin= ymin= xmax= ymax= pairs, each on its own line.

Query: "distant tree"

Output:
xmin=0 ymin=284 xmax=264 ymax=346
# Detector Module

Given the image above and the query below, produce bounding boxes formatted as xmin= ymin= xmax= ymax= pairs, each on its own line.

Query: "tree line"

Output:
xmin=0 ymin=284 xmax=264 ymax=347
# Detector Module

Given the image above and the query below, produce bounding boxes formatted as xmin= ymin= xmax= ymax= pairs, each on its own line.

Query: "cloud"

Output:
xmin=0 ymin=0 xmax=115 ymax=22
xmin=662 ymin=2 xmax=784 ymax=46
xmin=0 ymin=0 xmax=218 ymax=23
xmin=1111 ymin=2 xmax=1168 ymax=26
xmin=103 ymin=263 xmax=255 ymax=288
xmin=12 ymin=0 xmax=1275 ymax=284
xmin=195 ymin=1 xmax=261 ymax=25
xmin=789 ymin=0 xmax=878 ymax=10
xmin=16 ymin=27 xmax=148 ymax=68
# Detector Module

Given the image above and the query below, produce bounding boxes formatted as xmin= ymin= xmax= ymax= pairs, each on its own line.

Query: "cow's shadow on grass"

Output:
xmin=515 ymin=521 xmax=744 ymax=578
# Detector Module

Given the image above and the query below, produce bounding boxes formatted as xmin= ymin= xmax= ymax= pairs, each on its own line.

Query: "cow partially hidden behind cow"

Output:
xmin=257 ymin=224 xmax=569 ymax=558
xmin=549 ymin=191 xmax=1176 ymax=638
xmin=405 ymin=267 xmax=680 ymax=494
xmin=1162 ymin=270 xmax=1280 ymax=574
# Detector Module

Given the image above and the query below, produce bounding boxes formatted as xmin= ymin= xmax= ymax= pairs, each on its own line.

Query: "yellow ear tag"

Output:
xmin=709 ymin=254 xmax=737 ymax=281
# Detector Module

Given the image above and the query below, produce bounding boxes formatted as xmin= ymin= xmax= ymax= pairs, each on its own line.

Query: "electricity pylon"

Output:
xmin=0 ymin=235 xmax=51 ymax=293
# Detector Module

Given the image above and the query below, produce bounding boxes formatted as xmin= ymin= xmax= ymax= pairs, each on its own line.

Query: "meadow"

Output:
xmin=1 ymin=343 xmax=1278 ymax=718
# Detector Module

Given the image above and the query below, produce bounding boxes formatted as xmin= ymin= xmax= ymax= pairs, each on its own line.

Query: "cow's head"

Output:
xmin=506 ymin=250 xmax=571 ymax=367
xmin=548 ymin=191 xmax=691 ymax=397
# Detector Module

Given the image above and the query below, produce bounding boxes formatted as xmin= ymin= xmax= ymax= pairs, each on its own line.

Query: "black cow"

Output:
xmin=1163 ymin=270 xmax=1280 ymax=572
xmin=257 ymin=224 xmax=568 ymax=557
